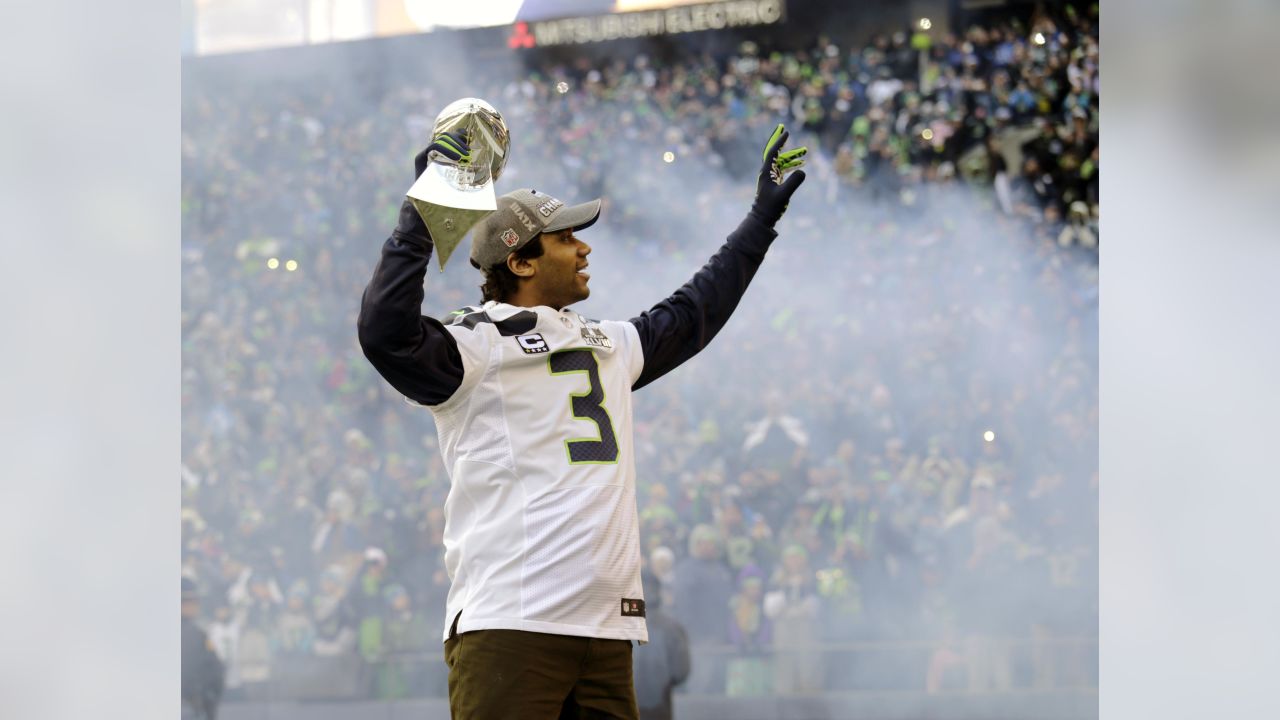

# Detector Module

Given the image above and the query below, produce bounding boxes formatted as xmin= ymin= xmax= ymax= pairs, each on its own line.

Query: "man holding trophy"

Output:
xmin=357 ymin=98 xmax=807 ymax=719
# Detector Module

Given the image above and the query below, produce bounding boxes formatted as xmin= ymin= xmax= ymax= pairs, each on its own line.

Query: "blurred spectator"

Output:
xmin=764 ymin=545 xmax=823 ymax=693
xmin=1057 ymin=200 xmax=1097 ymax=249
xmin=353 ymin=548 xmax=389 ymax=667
xmin=376 ymin=584 xmax=435 ymax=699
xmin=228 ymin=567 xmax=279 ymax=700
xmin=672 ymin=524 xmax=733 ymax=693
xmin=672 ymin=525 xmax=734 ymax=644
xmin=311 ymin=490 xmax=363 ymax=570
xmin=816 ymin=530 xmax=868 ymax=689
xmin=648 ymin=545 xmax=677 ymax=610
xmin=632 ymin=570 xmax=691 ymax=720
xmin=742 ymin=392 xmax=810 ymax=475
xmin=313 ymin=565 xmax=357 ymax=658
xmin=182 ymin=578 xmax=225 ymax=720
xmin=273 ymin=580 xmax=316 ymax=658
xmin=205 ymin=605 xmax=241 ymax=699
xmin=726 ymin=565 xmax=772 ymax=697
xmin=952 ymin=516 xmax=1021 ymax=692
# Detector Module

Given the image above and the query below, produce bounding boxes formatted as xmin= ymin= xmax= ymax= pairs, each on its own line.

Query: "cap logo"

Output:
xmin=537 ymin=197 xmax=564 ymax=217
xmin=500 ymin=228 xmax=520 ymax=247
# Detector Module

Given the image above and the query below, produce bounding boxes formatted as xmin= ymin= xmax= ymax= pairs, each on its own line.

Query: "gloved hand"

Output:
xmin=414 ymin=128 xmax=472 ymax=178
xmin=749 ymin=123 xmax=807 ymax=228
xmin=400 ymin=129 xmax=474 ymax=240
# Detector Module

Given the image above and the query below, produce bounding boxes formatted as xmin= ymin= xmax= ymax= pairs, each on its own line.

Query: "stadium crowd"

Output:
xmin=181 ymin=5 xmax=1097 ymax=701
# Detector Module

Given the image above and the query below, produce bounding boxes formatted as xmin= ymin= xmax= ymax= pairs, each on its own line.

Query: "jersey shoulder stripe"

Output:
xmin=441 ymin=305 xmax=483 ymax=324
xmin=443 ymin=306 xmax=538 ymax=337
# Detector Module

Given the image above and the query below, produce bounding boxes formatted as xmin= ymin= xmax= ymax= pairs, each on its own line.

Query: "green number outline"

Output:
xmin=547 ymin=348 xmax=620 ymax=465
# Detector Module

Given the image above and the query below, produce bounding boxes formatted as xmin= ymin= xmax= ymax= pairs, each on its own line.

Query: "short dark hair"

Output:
xmin=479 ymin=235 xmax=544 ymax=303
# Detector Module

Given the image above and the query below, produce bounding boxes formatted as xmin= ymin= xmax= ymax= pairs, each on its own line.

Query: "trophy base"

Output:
xmin=410 ymin=199 xmax=493 ymax=272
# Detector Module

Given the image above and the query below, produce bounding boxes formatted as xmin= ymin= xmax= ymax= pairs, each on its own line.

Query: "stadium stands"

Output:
xmin=181 ymin=3 xmax=1097 ymax=704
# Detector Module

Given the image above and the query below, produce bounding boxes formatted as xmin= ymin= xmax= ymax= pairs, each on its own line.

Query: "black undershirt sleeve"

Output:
xmin=357 ymin=229 xmax=465 ymax=406
xmin=629 ymin=214 xmax=778 ymax=391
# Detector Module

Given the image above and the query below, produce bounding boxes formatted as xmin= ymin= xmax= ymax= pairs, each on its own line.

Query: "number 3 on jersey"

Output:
xmin=548 ymin=349 xmax=619 ymax=464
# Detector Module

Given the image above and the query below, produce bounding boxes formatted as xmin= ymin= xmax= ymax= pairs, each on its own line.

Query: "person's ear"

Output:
xmin=507 ymin=251 xmax=536 ymax=279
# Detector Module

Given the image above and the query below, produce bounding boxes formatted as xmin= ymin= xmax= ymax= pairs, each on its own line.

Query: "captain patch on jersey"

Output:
xmin=516 ymin=333 xmax=550 ymax=354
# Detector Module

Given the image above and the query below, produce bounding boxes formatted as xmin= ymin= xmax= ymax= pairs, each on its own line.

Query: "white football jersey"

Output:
xmin=421 ymin=301 xmax=648 ymax=642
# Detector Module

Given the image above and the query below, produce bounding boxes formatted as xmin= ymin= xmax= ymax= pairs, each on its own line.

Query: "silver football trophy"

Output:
xmin=407 ymin=98 xmax=511 ymax=270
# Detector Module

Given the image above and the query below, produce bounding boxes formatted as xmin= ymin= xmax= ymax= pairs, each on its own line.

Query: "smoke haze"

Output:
xmin=181 ymin=12 xmax=1097 ymax=716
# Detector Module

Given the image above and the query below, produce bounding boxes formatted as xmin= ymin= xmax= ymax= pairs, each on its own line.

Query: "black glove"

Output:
xmin=749 ymin=123 xmax=807 ymax=228
xmin=399 ymin=129 xmax=474 ymax=240
xmin=414 ymin=128 xmax=472 ymax=178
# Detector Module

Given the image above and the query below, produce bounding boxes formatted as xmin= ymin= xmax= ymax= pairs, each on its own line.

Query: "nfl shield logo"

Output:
xmin=500 ymin=228 xmax=520 ymax=247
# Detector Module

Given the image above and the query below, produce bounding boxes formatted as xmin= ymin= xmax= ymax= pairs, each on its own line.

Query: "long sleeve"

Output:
xmin=357 ymin=228 xmax=465 ymax=406
xmin=628 ymin=213 xmax=777 ymax=390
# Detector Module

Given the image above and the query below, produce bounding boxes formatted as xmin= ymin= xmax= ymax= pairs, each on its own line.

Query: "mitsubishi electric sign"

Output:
xmin=509 ymin=0 xmax=787 ymax=48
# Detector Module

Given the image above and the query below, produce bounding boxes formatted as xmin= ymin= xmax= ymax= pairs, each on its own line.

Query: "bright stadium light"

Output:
xmin=983 ymin=430 xmax=996 ymax=442
xmin=663 ymin=151 xmax=675 ymax=163
xmin=266 ymin=258 xmax=279 ymax=270
xmin=919 ymin=18 xmax=932 ymax=30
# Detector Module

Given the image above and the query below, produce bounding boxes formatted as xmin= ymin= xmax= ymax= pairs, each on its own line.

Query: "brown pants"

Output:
xmin=444 ymin=624 xmax=638 ymax=720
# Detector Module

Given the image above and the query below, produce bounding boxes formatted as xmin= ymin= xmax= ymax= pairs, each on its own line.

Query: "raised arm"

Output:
xmin=629 ymin=124 xmax=808 ymax=390
xmin=357 ymin=135 xmax=473 ymax=406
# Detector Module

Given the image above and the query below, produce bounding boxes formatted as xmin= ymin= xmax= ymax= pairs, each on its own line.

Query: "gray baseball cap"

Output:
xmin=468 ymin=188 xmax=601 ymax=269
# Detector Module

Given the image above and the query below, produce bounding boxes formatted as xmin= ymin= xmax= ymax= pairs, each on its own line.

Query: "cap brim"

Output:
xmin=406 ymin=163 xmax=497 ymax=211
xmin=543 ymin=198 xmax=601 ymax=234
